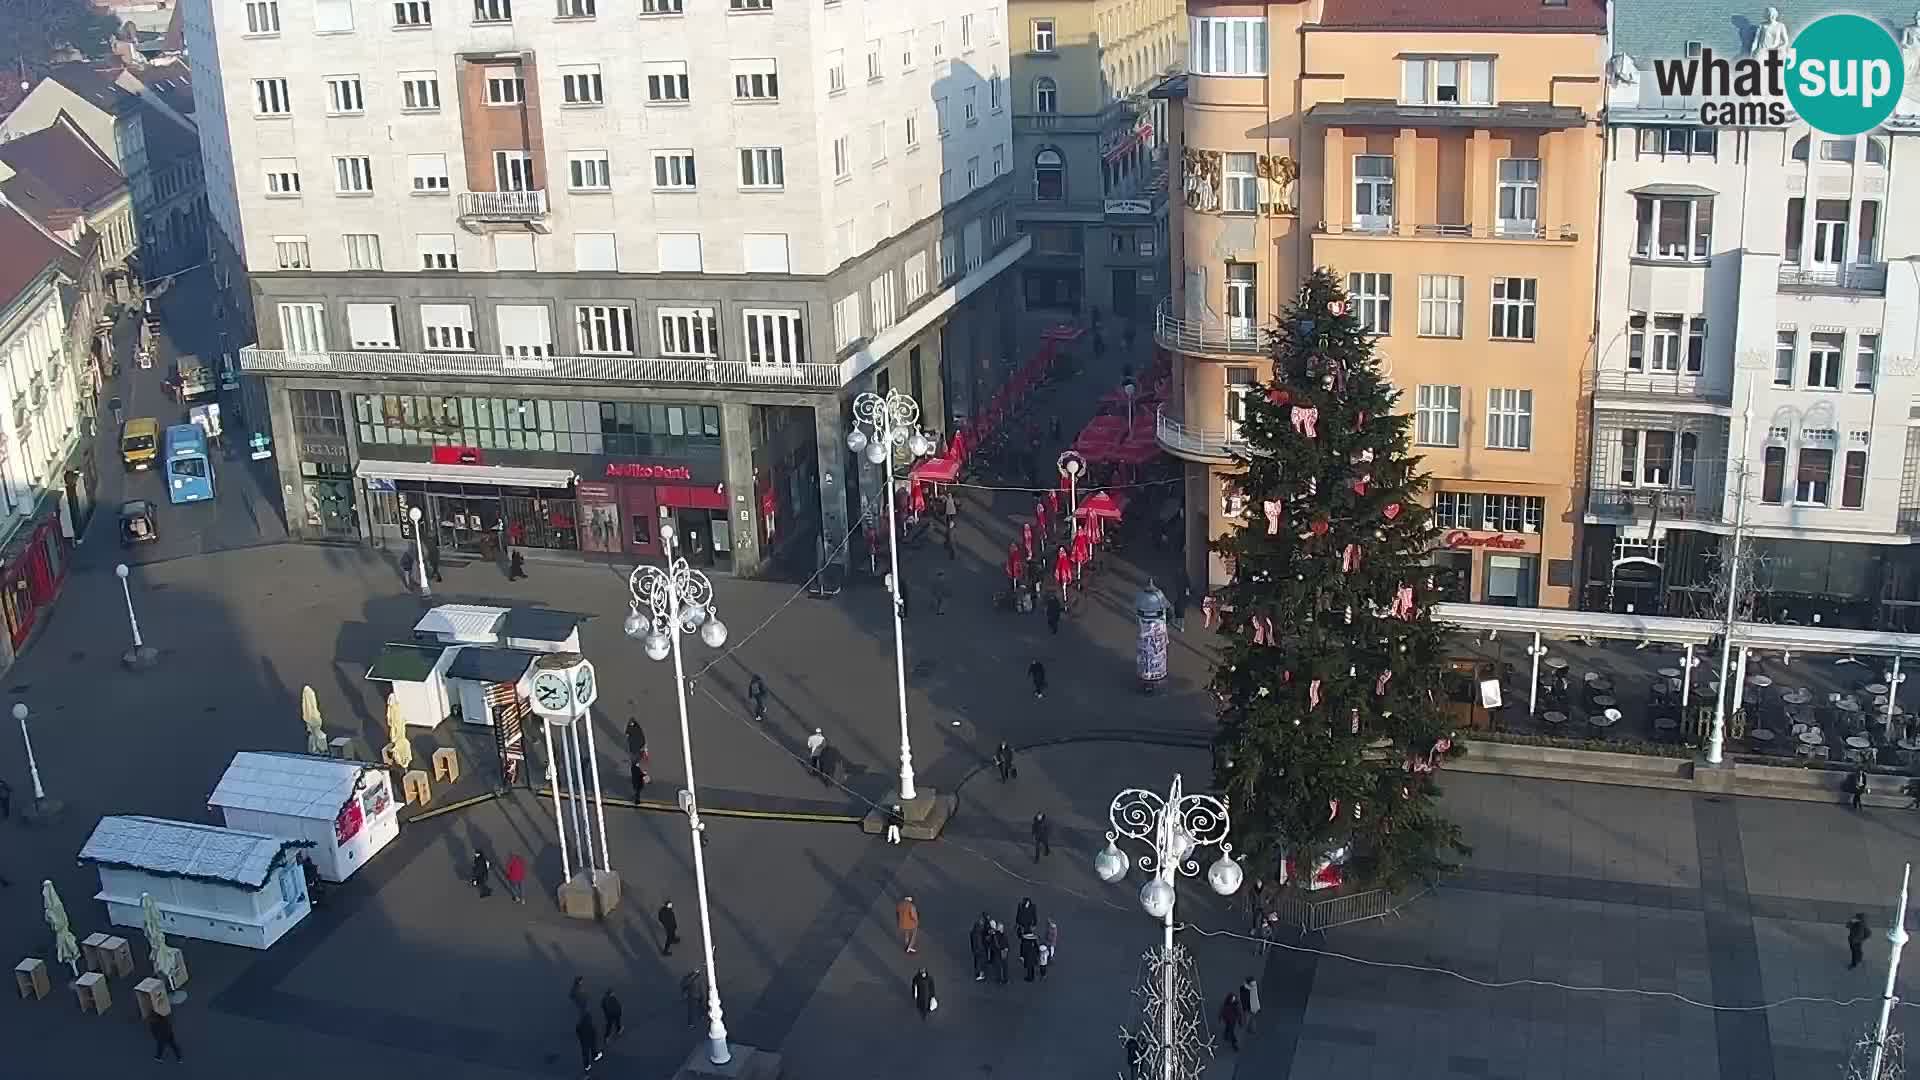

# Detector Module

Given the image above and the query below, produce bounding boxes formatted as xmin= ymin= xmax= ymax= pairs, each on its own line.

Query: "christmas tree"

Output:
xmin=1210 ymin=267 xmax=1469 ymax=893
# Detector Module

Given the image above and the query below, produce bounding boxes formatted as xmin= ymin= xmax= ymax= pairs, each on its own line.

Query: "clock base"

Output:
xmin=557 ymin=868 xmax=622 ymax=919
xmin=122 ymin=645 xmax=160 ymax=671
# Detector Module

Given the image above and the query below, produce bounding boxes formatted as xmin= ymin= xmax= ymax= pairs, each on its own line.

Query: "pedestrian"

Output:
xmin=931 ymin=569 xmax=951 ymax=615
xmin=1037 ymin=937 xmax=1053 ymax=979
xmin=425 ymin=541 xmax=443 ymax=584
xmin=1124 ymin=1030 xmax=1144 ymax=1080
xmin=806 ymin=728 xmax=827 ymax=778
xmin=1255 ymin=912 xmax=1278 ymax=956
xmin=299 ymin=851 xmax=323 ymax=907
xmin=630 ymin=759 xmax=649 ymax=801
xmin=1171 ymin=569 xmax=1189 ymax=630
xmin=1045 ymin=591 xmax=1062 ymax=635
xmin=659 ymin=899 xmax=681 ymax=955
xmin=990 ymin=920 xmax=1011 ymax=983
xmin=508 ymin=548 xmax=527 ymax=580
xmin=626 ymin=718 xmax=647 ymax=759
xmin=1239 ymin=975 xmax=1262 ymax=1033
xmin=1219 ymin=992 xmax=1243 ymax=1051
xmin=149 ymin=1008 xmax=183 ymax=1061
xmin=1015 ymin=896 xmax=1038 ymax=936
xmin=995 ymin=741 xmax=1016 ymax=782
xmin=1851 ymin=768 xmax=1869 ymax=811
xmin=747 ymin=673 xmax=767 ymax=716
xmin=1029 ymin=658 xmax=1048 ymax=698
xmin=896 ymin=576 xmax=911 ymax=618
xmin=1031 ymin=812 xmax=1052 ymax=862
xmin=600 ymin=988 xmax=623 ymax=1041
xmin=1019 ymin=929 xmax=1040 ymax=981
xmin=911 ymin=968 xmax=937 ymax=1020
xmin=897 ymin=895 xmax=920 ymax=953
xmin=504 ymin=852 xmax=527 ymax=904
xmin=470 ymin=849 xmax=493 ymax=898
xmin=1046 ymin=917 xmax=1059 ymax=957
xmin=970 ymin=913 xmax=991 ymax=981
xmin=574 ymin=1009 xmax=602 ymax=1072
xmin=0 ymin=776 xmax=12 ymax=819
xmin=569 ymin=976 xmax=590 ymax=1016
xmin=681 ymin=968 xmax=705 ymax=1028
xmin=942 ymin=490 xmax=958 ymax=533
xmin=885 ymin=803 xmax=904 ymax=845
xmin=1849 ymin=912 xmax=1871 ymax=969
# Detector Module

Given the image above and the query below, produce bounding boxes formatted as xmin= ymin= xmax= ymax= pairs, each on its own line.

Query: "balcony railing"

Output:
xmin=1318 ymin=221 xmax=1580 ymax=242
xmin=1591 ymin=371 xmax=1733 ymax=405
xmin=1013 ymin=113 xmax=1106 ymax=133
xmin=1154 ymin=301 xmax=1274 ymax=356
xmin=1777 ymin=262 xmax=1888 ymax=294
xmin=1155 ymin=406 xmax=1244 ymax=462
xmin=239 ymin=345 xmax=844 ymax=390
xmin=457 ymin=190 xmax=549 ymax=222
xmin=1586 ymin=484 xmax=1725 ymax=523
xmin=1900 ymin=508 xmax=1920 ymax=534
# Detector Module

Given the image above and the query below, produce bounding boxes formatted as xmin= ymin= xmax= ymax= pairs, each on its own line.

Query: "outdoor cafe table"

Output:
xmin=1798 ymin=730 xmax=1825 ymax=745
xmin=1543 ymin=711 xmax=1567 ymax=726
xmin=1750 ymin=675 xmax=1774 ymax=689
xmin=1899 ymin=738 xmax=1920 ymax=752
xmin=1749 ymin=728 xmax=1776 ymax=744
xmin=1592 ymin=695 xmax=1616 ymax=709
xmin=1782 ymin=689 xmax=1813 ymax=705
xmin=1658 ymin=667 xmax=1682 ymax=679
xmin=1847 ymin=735 xmax=1874 ymax=750
xmin=1544 ymin=657 xmax=1570 ymax=671
xmin=1838 ymin=699 xmax=1862 ymax=713
xmin=1868 ymin=683 xmax=1891 ymax=696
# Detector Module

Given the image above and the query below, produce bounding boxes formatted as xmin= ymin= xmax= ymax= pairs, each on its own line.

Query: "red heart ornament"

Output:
xmin=1383 ymin=502 xmax=1402 ymax=520
xmin=1310 ymin=518 xmax=1330 ymax=536
xmin=1266 ymin=388 xmax=1291 ymax=406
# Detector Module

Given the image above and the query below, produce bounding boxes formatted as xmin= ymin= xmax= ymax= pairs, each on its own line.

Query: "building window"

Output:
xmin=473 ymin=0 xmax=510 ymax=21
xmin=743 ymin=232 xmax=790 ymax=273
xmin=566 ymin=150 xmax=610 ymax=191
xmin=733 ymin=58 xmax=778 ymax=100
xmin=561 ymin=64 xmax=604 ymax=105
xmin=1417 ymin=274 xmax=1462 ymax=337
xmin=254 ymin=78 xmax=291 ymax=116
xmin=344 ymin=233 xmax=382 ymax=269
xmin=333 ymin=156 xmax=374 ymax=193
xmin=273 ymin=236 xmax=310 ymax=269
xmin=905 ymin=111 xmax=920 ymax=148
xmin=1638 ymin=126 xmax=1717 ymax=158
xmin=1634 ymin=196 xmax=1713 ymax=260
xmin=641 ymin=0 xmax=681 ymax=11
xmin=418 ymin=233 xmax=459 ymax=270
xmin=1400 ymin=57 xmax=1493 ymax=105
xmin=1495 ymin=158 xmax=1539 ymax=235
xmin=743 ymin=309 xmax=805 ymax=366
xmin=936 ymin=95 xmax=950 ymax=135
xmin=1856 ymin=333 xmax=1879 ymax=391
xmin=990 ymin=73 xmax=1003 ymax=112
xmin=652 ymin=150 xmax=696 ymax=190
xmin=1796 ymin=447 xmax=1833 ymax=505
xmin=1761 ymin=445 xmax=1786 ymax=503
xmin=346 ymin=303 xmax=400 ymax=349
xmin=905 ymin=251 xmax=929 ymax=299
xmin=1687 ymin=317 xmax=1707 ymax=373
xmin=407 ymin=153 xmax=449 ymax=193
xmin=657 ymin=233 xmax=703 ymax=272
xmin=867 ymin=39 xmax=884 ymax=82
xmin=1222 ymin=153 xmax=1258 ymax=212
xmin=1843 ymin=449 xmax=1868 ymax=508
xmin=1415 ymin=384 xmax=1461 ymax=447
xmin=1807 ymin=331 xmax=1844 ymax=389
xmin=325 ymin=75 xmax=364 ymax=114
xmin=1774 ymin=330 xmax=1796 ymax=386
xmin=493 ymin=234 xmax=536 ymax=271
xmin=493 ymin=150 xmax=534 ymax=191
xmin=959 ymin=13 xmax=973 ymax=49
xmin=658 ymin=307 xmax=719 ymax=357
xmin=246 ymin=0 xmax=281 ymax=33
xmin=730 ymin=0 xmax=773 ymax=9
xmin=870 ymin=274 xmax=897 ymax=330
xmin=575 ymin=305 xmax=635 ymax=355
xmin=279 ymin=302 xmax=326 ymax=352
xmin=392 ymin=0 xmax=431 ymax=26
xmin=993 ymin=143 xmax=1006 ymax=177
xmin=1485 ymin=388 xmax=1532 ymax=450
xmin=1352 ymin=155 xmax=1394 ymax=230
xmin=931 ymin=20 xmax=945 ymax=60
xmin=964 ymin=87 xmax=978 ymax=126
xmin=1035 ymin=149 xmax=1065 ymax=200
xmin=486 ymin=66 xmax=525 ymax=105
xmin=827 ymin=50 xmax=846 ymax=94
xmin=1189 ymin=16 xmax=1267 ymax=76
xmin=832 ymin=294 xmax=861 ymax=348
xmin=833 ymin=136 xmax=851 ymax=181
xmin=1224 ymin=263 xmax=1257 ymax=335
xmin=1489 ymin=277 xmax=1536 ymax=341
xmin=1034 ymin=76 xmax=1058 ymax=113
xmin=1345 ymin=273 xmax=1391 ymax=335
xmin=740 ymin=147 xmax=785 ymax=189
xmin=557 ymin=0 xmax=594 ymax=17
xmin=1032 ymin=18 xmax=1055 ymax=52
xmin=646 ymin=61 xmax=690 ymax=102
xmin=1224 ymin=367 xmax=1256 ymax=442
xmin=400 ymin=71 xmax=440 ymax=110
xmin=966 ymin=155 xmax=980 ymax=190
xmin=420 ymin=303 xmax=473 ymax=350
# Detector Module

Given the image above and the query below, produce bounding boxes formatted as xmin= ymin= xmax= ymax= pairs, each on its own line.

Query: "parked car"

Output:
xmin=119 ymin=500 xmax=158 ymax=546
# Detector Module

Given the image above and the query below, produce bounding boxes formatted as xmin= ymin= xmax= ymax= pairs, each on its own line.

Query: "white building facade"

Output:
xmin=185 ymin=0 xmax=1027 ymax=574
xmin=1587 ymin=2 xmax=1920 ymax=630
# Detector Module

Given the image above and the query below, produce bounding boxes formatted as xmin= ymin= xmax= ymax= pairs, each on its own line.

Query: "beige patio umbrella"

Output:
xmin=301 ymin=685 xmax=328 ymax=755
xmin=141 ymin=892 xmax=186 ymax=1001
xmin=42 ymin=880 xmax=80 ymax=976
xmin=384 ymin=695 xmax=414 ymax=770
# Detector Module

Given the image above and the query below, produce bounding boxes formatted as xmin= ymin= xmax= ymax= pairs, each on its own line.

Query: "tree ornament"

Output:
xmin=1343 ymin=604 xmax=1354 ymax=624
xmin=1350 ymin=708 xmax=1361 ymax=734
xmin=1383 ymin=502 xmax=1402 ymax=521
xmin=1327 ymin=300 xmax=1346 ymax=316
xmin=1376 ymin=670 xmax=1393 ymax=695
xmin=1390 ymin=584 xmax=1416 ymax=620
xmin=1328 ymin=798 xmax=1340 ymax=821
xmin=1290 ymin=406 xmax=1320 ymax=439
xmin=1350 ymin=474 xmax=1371 ymax=496
xmin=1266 ymin=387 xmax=1292 ymax=406
xmin=1309 ymin=678 xmax=1322 ymax=709
xmin=1263 ymin=499 xmax=1283 ymax=535
xmin=1310 ymin=517 xmax=1330 ymax=537
xmin=1352 ymin=448 xmax=1375 ymax=464
xmin=1341 ymin=543 xmax=1361 ymax=573
xmin=1356 ymin=411 xmax=1369 ymax=428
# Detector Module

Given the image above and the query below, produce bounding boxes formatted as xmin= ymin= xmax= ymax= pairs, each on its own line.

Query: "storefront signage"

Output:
xmin=299 ymin=435 xmax=350 ymax=462
xmin=605 ymin=463 xmax=693 ymax=481
xmin=1443 ymin=530 xmax=1529 ymax=551
xmin=1104 ymin=199 xmax=1153 ymax=216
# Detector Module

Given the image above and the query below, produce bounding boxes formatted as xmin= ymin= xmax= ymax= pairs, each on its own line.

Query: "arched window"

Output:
xmin=1868 ymin=136 xmax=1889 ymax=165
xmin=1035 ymin=148 xmax=1065 ymax=201
xmin=1678 ymin=432 xmax=1698 ymax=488
xmin=1791 ymin=134 xmax=1810 ymax=161
xmin=1034 ymin=76 xmax=1058 ymax=114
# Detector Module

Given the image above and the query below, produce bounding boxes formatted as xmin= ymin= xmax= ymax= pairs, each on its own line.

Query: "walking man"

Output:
xmin=600 ymin=988 xmax=624 ymax=1041
xmin=911 ymin=968 xmax=937 ymax=1021
xmin=885 ymin=803 xmax=905 ymax=845
xmin=626 ymin=718 xmax=647 ymax=760
xmin=897 ymin=895 xmax=920 ymax=953
xmin=1219 ymin=992 xmax=1243 ymax=1051
xmin=1045 ymin=591 xmax=1063 ymax=635
xmin=630 ymin=758 xmax=648 ymax=802
xmin=990 ymin=920 xmax=1011 ymax=983
xmin=942 ymin=490 xmax=958 ymax=534
xmin=970 ymin=913 xmax=991 ymax=981
xmin=1239 ymin=975 xmax=1262 ymax=1033
xmin=425 ymin=540 xmax=443 ymax=584
xmin=931 ymin=569 xmax=951 ymax=615
xmin=1851 ymin=768 xmax=1869 ymax=811
xmin=1019 ymin=929 xmax=1040 ymax=982
xmin=747 ymin=673 xmax=768 ymax=717
xmin=1031 ymin=812 xmax=1052 ymax=863
xmin=1849 ymin=912 xmax=1871 ymax=969
xmin=1015 ymin=897 xmax=1038 ymax=937
xmin=1028 ymin=658 xmax=1048 ymax=699
xmin=574 ymin=1009 xmax=602 ymax=1072
xmin=659 ymin=900 xmax=681 ymax=956
xmin=508 ymin=548 xmax=527 ymax=580
xmin=806 ymin=728 xmax=827 ymax=778
xmin=470 ymin=849 xmax=493 ymax=898
xmin=504 ymin=852 xmax=527 ymax=904
xmin=150 ymin=1009 xmax=183 ymax=1061
xmin=995 ymin=741 xmax=1015 ymax=782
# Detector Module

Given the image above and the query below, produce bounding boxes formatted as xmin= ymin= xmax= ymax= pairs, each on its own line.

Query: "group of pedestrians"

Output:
xmin=567 ymin=976 xmax=623 ymax=1073
xmin=964 ymin=898 xmax=1058 ymax=987
xmin=467 ymin=848 xmax=528 ymax=904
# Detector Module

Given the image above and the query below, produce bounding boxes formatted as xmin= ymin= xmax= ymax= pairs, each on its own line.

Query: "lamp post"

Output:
xmin=1122 ymin=375 xmax=1138 ymax=441
xmin=1057 ymin=451 xmax=1085 ymax=537
xmin=406 ymin=505 xmax=430 ymax=596
xmin=626 ymin=524 xmax=733 ymax=1067
xmin=1094 ymin=773 xmax=1242 ymax=1080
xmin=115 ymin=563 xmax=157 ymax=669
xmin=12 ymin=702 xmax=60 ymax=823
xmin=1524 ymin=635 xmax=1547 ymax=716
xmin=848 ymin=390 xmax=934 ymax=803
xmin=1709 ymin=394 xmax=1755 ymax=766
xmin=1870 ymin=864 xmax=1912 ymax=1080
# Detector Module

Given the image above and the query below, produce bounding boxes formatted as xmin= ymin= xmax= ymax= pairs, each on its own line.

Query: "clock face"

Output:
xmin=573 ymin=664 xmax=597 ymax=708
xmin=532 ymin=671 xmax=571 ymax=712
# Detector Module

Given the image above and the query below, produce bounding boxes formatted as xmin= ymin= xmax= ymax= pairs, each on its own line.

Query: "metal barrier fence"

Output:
xmin=1268 ymin=884 xmax=1426 ymax=933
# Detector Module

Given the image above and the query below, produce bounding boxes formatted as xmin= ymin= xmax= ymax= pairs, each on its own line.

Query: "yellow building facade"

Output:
xmin=1159 ymin=0 xmax=1606 ymax=608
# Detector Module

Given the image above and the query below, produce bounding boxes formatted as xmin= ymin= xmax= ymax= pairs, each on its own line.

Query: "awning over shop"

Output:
xmin=366 ymin=642 xmax=450 ymax=683
xmin=356 ymin=459 xmax=576 ymax=489
xmin=446 ymin=646 xmax=541 ymax=684
xmin=500 ymin=607 xmax=589 ymax=644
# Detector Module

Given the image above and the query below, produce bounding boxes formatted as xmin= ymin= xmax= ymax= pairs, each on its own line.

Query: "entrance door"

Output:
xmin=1812 ymin=199 xmax=1850 ymax=271
xmin=1226 ymin=264 xmax=1257 ymax=340
xmin=1609 ymin=558 xmax=1664 ymax=615
xmin=676 ymin=509 xmax=714 ymax=566
xmin=1110 ymin=269 xmax=1138 ymax=319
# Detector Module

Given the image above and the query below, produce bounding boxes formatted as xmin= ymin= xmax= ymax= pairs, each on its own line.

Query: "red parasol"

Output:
xmin=1080 ymin=490 xmax=1125 ymax=521
xmin=1053 ymin=548 xmax=1071 ymax=589
xmin=1022 ymin=522 xmax=1035 ymax=560
xmin=1072 ymin=528 xmax=1093 ymax=565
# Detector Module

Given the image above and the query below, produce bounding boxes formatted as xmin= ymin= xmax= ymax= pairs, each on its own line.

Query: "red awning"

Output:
xmin=911 ymin=456 xmax=960 ymax=484
xmin=656 ymin=484 xmax=728 ymax=510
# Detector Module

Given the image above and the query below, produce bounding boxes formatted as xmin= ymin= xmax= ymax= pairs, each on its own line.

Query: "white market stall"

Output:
xmin=367 ymin=642 xmax=455 ymax=727
xmin=500 ymin=608 xmax=589 ymax=654
xmin=414 ymin=604 xmax=509 ymax=646
xmin=209 ymin=752 xmax=399 ymax=884
xmin=78 ymin=816 xmax=311 ymax=950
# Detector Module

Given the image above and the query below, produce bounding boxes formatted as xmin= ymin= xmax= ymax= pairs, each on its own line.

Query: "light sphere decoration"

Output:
xmin=699 ymin=618 xmax=729 ymax=649
xmin=864 ymin=439 xmax=888 ymax=465
xmin=889 ymin=424 xmax=909 ymax=448
xmin=11 ymin=703 xmax=25 ymax=722
xmin=1207 ymin=852 xmax=1244 ymax=896
xmin=1095 ymin=836 xmax=1129 ymax=883
xmin=1139 ymin=877 xmax=1176 ymax=920
xmin=683 ymin=603 xmax=708 ymax=629
xmin=623 ymin=607 xmax=647 ymax=639
xmin=907 ymin=432 xmax=933 ymax=458
xmin=643 ymin=631 xmax=672 ymax=661
xmin=847 ymin=427 xmax=868 ymax=453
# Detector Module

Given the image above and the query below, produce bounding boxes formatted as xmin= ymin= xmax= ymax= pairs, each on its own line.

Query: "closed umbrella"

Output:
xmin=142 ymin=892 xmax=186 ymax=1002
xmin=384 ymin=694 xmax=413 ymax=770
xmin=42 ymin=880 xmax=80 ymax=976
xmin=301 ymin=685 xmax=327 ymax=755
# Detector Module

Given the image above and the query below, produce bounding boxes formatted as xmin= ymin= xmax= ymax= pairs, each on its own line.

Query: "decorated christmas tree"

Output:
xmin=1210 ymin=267 xmax=1468 ymax=893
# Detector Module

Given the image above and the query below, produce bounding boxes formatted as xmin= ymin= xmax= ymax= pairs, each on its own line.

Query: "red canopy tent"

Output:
xmin=911 ymin=455 xmax=961 ymax=484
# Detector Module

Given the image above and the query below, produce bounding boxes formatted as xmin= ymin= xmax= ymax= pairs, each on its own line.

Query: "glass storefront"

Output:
xmin=352 ymin=393 xmax=721 ymax=458
xmin=299 ymin=460 xmax=356 ymax=536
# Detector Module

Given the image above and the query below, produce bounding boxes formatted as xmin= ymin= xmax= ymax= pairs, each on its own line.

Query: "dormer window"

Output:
xmin=1400 ymin=58 xmax=1492 ymax=106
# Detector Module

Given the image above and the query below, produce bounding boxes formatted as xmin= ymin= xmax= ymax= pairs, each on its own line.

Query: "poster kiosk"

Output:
xmin=78 ymin=816 xmax=312 ymax=950
xmin=209 ymin=752 xmax=399 ymax=884
xmin=445 ymin=647 xmax=539 ymax=786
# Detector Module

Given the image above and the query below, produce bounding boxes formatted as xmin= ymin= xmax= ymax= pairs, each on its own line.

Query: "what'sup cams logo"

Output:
xmin=1648 ymin=8 xmax=1906 ymax=136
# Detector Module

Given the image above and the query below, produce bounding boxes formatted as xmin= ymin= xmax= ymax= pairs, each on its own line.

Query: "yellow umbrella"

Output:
xmin=141 ymin=893 xmax=184 ymax=996
xmin=301 ymin=685 xmax=327 ymax=755
xmin=384 ymin=695 xmax=413 ymax=770
xmin=42 ymin=880 xmax=80 ymax=976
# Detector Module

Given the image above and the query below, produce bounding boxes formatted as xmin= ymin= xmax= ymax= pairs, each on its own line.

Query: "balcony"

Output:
xmin=1777 ymin=262 xmax=1888 ymax=295
xmin=1154 ymin=301 xmax=1273 ymax=357
xmin=1900 ymin=507 xmax=1920 ymax=534
xmin=457 ymin=190 xmax=549 ymax=228
xmin=1590 ymin=371 xmax=1733 ymax=408
xmin=1586 ymin=485 xmax=1725 ymax=524
xmin=238 ymin=345 xmax=844 ymax=391
xmin=1155 ymin=405 xmax=1243 ymax=463
xmin=1317 ymin=221 xmax=1580 ymax=242
xmin=1013 ymin=113 xmax=1105 ymax=134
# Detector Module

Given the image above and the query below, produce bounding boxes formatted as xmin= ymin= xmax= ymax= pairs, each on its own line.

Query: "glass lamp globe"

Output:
xmin=1167 ymin=823 xmax=1196 ymax=866
xmin=643 ymin=631 xmax=672 ymax=662
xmin=864 ymin=440 xmax=888 ymax=465
xmin=907 ymin=432 xmax=933 ymax=458
xmin=682 ymin=603 xmax=708 ymax=629
xmin=1207 ymin=852 xmax=1244 ymax=896
xmin=623 ymin=607 xmax=647 ymax=639
xmin=847 ymin=427 xmax=869 ymax=453
xmin=1094 ymin=838 xmax=1129 ymax=883
xmin=700 ymin=617 xmax=728 ymax=649
xmin=1139 ymin=877 xmax=1176 ymax=920
xmin=890 ymin=424 xmax=909 ymax=448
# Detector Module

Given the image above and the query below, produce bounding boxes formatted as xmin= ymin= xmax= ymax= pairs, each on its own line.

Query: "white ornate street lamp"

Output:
xmin=1095 ymin=773 xmax=1242 ymax=1080
xmin=407 ymin=505 xmax=429 ymax=596
xmin=847 ymin=390 xmax=934 ymax=802
xmin=626 ymin=524 xmax=733 ymax=1066
xmin=1057 ymin=451 xmax=1085 ymax=537
xmin=115 ymin=563 xmax=158 ymax=669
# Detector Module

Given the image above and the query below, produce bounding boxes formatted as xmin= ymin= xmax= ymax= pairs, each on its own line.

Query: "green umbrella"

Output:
xmin=141 ymin=893 xmax=185 ymax=1000
xmin=302 ymin=685 xmax=328 ymax=755
xmin=42 ymin=880 xmax=80 ymax=976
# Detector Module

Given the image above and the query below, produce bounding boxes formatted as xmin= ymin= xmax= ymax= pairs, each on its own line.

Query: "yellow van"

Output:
xmin=121 ymin=417 xmax=159 ymax=471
